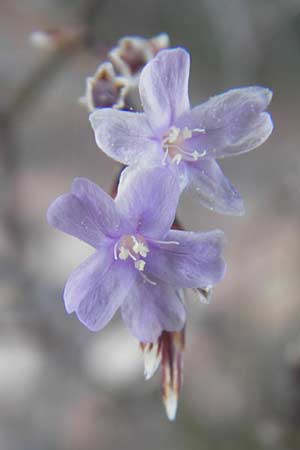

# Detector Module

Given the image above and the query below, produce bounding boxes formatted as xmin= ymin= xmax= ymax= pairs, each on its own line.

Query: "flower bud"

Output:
xmin=80 ymin=62 xmax=130 ymax=112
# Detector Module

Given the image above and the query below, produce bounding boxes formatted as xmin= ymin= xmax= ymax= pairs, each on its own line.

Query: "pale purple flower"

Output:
xmin=90 ymin=48 xmax=273 ymax=215
xmin=47 ymin=166 xmax=225 ymax=343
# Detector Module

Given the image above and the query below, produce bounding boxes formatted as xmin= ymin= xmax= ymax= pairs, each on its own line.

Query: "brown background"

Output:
xmin=1 ymin=0 xmax=300 ymax=449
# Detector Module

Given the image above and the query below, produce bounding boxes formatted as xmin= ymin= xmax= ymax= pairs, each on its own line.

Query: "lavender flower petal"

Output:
xmin=178 ymin=87 xmax=273 ymax=158
xmin=187 ymin=159 xmax=245 ymax=215
xmin=64 ymin=247 xmax=112 ymax=313
xmin=139 ymin=48 xmax=190 ymax=133
xmin=115 ymin=165 xmax=180 ymax=239
xmin=121 ymin=277 xmax=186 ymax=343
xmin=74 ymin=257 xmax=137 ymax=332
xmin=47 ymin=193 xmax=107 ymax=248
xmin=89 ymin=109 xmax=159 ymax=165
xmin=71 ymin=177 xmax=122 ymax=238
xmin=146 ymin=230 xmax=226 ymax=288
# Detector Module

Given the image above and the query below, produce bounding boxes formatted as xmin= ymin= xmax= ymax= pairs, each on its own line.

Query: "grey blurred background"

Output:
xmin=1 ymin=0 xmax=300 ymax=449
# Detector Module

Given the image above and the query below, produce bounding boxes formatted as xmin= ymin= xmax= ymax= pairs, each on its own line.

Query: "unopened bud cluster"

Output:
xmin=80 ymin=34 xmax=169 ymax=111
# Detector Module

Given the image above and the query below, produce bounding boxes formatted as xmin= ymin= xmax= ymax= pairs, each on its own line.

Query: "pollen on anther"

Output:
xmin=182 ymin=127 xmax=192 ymax=140
xmin=132 ymin=237 xmax=149 ymax=257
xmin=119 ymin=246 xmax=129 ymax=260
xmin=167 ymin=126 xmax=180 ymax=144
xmin=135 ymin=260 xmax=146 ymax=271
xmin=192 ymin=150 xmax=200 ymax=160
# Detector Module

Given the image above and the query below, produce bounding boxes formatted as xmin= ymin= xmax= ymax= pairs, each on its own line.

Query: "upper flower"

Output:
xmin=47 ymin=165 xmax=225 ymax=343
xmin=90 ymin=48 xmax=273 ymax=215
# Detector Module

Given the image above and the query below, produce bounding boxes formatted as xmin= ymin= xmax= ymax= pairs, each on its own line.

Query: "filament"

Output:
xmin=140 ymin=272 xmax=157 ymax=285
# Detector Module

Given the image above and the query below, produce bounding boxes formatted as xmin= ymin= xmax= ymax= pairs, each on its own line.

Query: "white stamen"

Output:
xmin=140 ymin=273 xmax=157 ymax=285
xmin=167 ymin=144 xmax=201 ymax=161
xmin=182 ymin=126 xmax=192 ymax=139
xmin=139 ymin=246 xmax=149 ymax=258
xmin=128 ymin=250 xmax=137 ymax=261
xmin=162 ymin=147 xmax=169 ymax=165
xmin=150 ymin=239 xmax=179 ymax=246
xmin=132 ymin=237 xmax=149 ymax=257
xmin=172 ymin=154 xmax=182 ymax=165
xmin=192 ymin=150 xmax=200 ymax=160
xmin=118 ymin=246 xmax=137 ymax=261
xmin=162 ymin=125 xmax=207 ymax=167
xmin=167 ymin=126 xmax=180 ymax=143
xmin=116 ymin=235 xmax=150 ymax=269
xmin=113 ymin=241 xmax=119 ymax=260
xmin=119 ymin=246 xmax=129 ymax=260
xmin=132 ymin=235 xmax=139 ymax=245
xmin=134 ymin=260 xmax=146 ymax=271
xmin=192 ymin=127 xmax=206 ymax=134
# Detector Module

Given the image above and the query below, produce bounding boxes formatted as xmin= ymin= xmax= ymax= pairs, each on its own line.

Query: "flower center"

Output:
xmin=162 ymin=126 xmax=206 ymax=165
xmin=114 ymin=234 xmax=149 ymax=272
xmin=113 ymin=235 xmax=181 ymax=286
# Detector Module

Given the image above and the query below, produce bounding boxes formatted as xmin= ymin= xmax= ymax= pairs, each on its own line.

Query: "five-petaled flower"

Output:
xmin=47 ymin=166 xmax=226 ymax=343
xmin=90 ymin=48 xmax=273 ymax=215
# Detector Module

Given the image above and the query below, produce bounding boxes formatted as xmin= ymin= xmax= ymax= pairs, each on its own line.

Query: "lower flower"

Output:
xmin=47 ymin=165 xmax=226 ymax=418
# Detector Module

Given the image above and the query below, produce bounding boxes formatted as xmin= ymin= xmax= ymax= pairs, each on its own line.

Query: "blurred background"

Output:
xmin=1 ymin=0 xmax=300 ymax=449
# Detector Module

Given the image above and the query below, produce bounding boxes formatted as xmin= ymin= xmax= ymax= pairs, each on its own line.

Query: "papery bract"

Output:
xmin=80 ymin=62 xmax=130 ymax=112
xmin=109 ymin=33 xmax=170 ymax=79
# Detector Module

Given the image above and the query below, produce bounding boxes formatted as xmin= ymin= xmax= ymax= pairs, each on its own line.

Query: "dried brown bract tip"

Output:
xmin=140 ymin=325 xmax=185 ymax=421
xmin=29 ymin=26 xmax=84 ymax=51
xmin=79 ymin=62 xmax=130 ymax=112
xmin=161 ymin=329 xmax=185 ymax=421
xmin=109 ymin=33 xmax=170 ymax=80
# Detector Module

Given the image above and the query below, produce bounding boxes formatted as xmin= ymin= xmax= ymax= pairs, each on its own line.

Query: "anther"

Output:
xmin=118 ymin=246 xmax=130 ymax=260
xmin=167 ymin=126 xmax=180 ymax=143
xmin=118 ymin=246 xmax=137 ymax=261
xmin=132 ymin=236 xmax=149 ymax=257
xmin=135 ymin=260 xmax=146 ymax=271
xmin=182 ymin=127 xmax=192 ymax=139
xmin=192 ymin=150 xmax=200 ymax=160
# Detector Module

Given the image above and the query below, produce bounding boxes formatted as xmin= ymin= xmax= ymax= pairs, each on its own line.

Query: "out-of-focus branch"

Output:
xmin=6 ymin=0 xmax=107 ymax=120
xmin=0 ymin=113 xmax=24 ymax=258
xmin=0 ymin=0 xmax=107 ymax=258
xmin=6 ymin=44 xmax=79 ymax=120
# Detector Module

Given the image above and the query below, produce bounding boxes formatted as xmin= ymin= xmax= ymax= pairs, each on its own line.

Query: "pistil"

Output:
xmin=162 ymin=126 xmax=206 ymax=165
xmin=114 ymin=234 xmax=150 ymax=273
